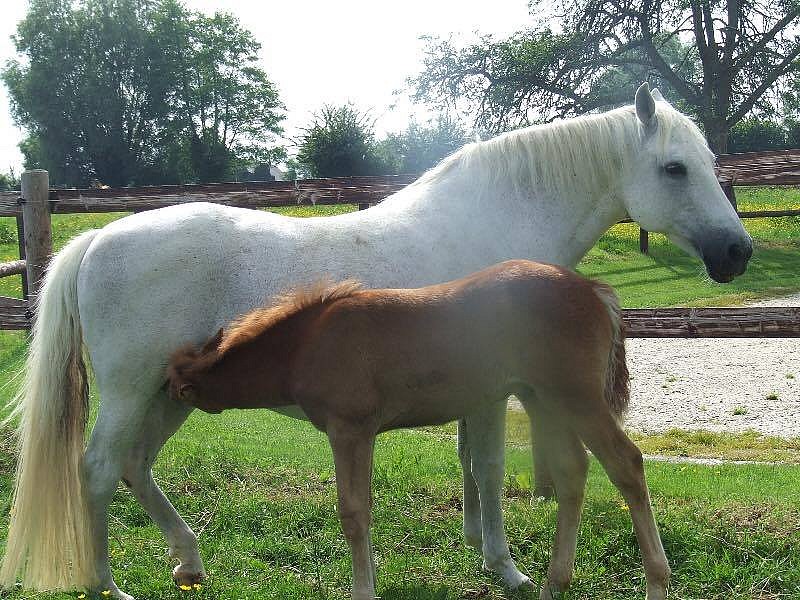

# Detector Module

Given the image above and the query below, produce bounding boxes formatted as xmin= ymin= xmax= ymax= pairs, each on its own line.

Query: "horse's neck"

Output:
xmin=374 ymin=166 xmax=627 ymax=271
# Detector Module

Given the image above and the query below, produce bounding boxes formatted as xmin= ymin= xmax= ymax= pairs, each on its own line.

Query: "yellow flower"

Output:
xmin=193 ymin=583 xmax=202 ymax=590
xmin=179 ymin=584 xmax=193 ymax=591
xmin=101 ymin=592 xmax=111 ymax=597
xmin=621 ymin=504 xmax=630 ymax=511
xmin=78 ymin=594 xmax=86 ymax=599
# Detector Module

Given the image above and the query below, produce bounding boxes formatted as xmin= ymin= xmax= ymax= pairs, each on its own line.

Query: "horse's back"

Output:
xmin=76 ymin=203 xmax=299 ymax=380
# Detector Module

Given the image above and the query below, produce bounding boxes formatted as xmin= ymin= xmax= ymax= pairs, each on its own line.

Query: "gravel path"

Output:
xmin=512 ymin=294 xmax=800 ymax=439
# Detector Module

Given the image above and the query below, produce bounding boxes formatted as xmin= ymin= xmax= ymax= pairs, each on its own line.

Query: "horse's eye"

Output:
xmin=664 ymin=162 xmax=687 ymax=176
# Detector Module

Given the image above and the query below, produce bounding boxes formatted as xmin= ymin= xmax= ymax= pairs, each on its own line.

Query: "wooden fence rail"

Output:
xmin=0 ymin=152 xmax=798 ymax=335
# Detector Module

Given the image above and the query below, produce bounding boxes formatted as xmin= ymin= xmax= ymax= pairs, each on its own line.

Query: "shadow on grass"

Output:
xmin=580 ymin=243 xmax=800 ymax=306
xmin=380 ymin=582 xmax=539 ymax=599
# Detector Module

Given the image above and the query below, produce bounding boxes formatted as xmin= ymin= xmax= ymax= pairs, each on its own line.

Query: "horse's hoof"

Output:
xmin=464 ymin=533 xmax=482 ymax=550
xmin=172 ymin=563 xmax=206 ymax=587
xmin=513 ymin=575 xmax=534 ymax=590
xmin=96 ymin=585 xmax=135 ymax=600
xmin=532 ymin=486 xmax=555 ymax=502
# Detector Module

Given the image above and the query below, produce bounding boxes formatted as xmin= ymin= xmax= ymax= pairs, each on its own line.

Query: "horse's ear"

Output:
xmin=201 ymin=328 xmax=224 ymax=354
xmin=651 ymin=88 xmax=666 ymax=103
xmin=635 ymin=82 xmax=657 ymax=132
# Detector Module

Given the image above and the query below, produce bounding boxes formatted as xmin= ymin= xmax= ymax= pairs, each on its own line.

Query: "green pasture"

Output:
xmin=0 ymin=406 xmax=797 ymax=600
xmin=0 ymin=187 xmax=798 ymax=598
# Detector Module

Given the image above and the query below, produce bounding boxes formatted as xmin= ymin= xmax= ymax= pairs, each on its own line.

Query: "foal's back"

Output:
xmin=290 ymin=260 xmax=617 ymax=432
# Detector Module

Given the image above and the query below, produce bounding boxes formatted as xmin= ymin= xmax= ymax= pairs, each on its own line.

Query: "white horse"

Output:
xmin=1 ymin=84 xmax=750 ymax=599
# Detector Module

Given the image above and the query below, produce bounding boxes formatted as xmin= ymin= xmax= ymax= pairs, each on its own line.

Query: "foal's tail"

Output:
xmin=592 ymin=282 xmax=630 ymax=419
xmin=0 ymin=230 xmax=100 ymax=591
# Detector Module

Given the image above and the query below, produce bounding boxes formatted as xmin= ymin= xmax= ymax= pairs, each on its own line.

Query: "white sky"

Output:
xmin=0 ymin=0 xmax=535 ymax=175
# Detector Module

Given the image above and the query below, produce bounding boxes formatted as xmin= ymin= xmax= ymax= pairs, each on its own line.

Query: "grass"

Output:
xmin=0 ymin=188 xmax=798 ymax=598
xmin=0 ymin=409 xmax=798 ymax=600
xmin=579 ymin=186 xmax=800 ymax=307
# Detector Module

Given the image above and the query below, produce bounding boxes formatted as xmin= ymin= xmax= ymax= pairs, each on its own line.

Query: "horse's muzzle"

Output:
xmin=701 ymin=233 xmax=753 ymax=283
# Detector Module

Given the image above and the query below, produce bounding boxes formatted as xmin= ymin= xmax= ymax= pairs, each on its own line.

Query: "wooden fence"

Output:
xmin=1 ymin=156 xmax=799 ymax=337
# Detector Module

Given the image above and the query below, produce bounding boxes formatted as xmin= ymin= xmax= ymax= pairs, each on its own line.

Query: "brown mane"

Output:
xmin=217 ymin=279 xmax=364 ymax=356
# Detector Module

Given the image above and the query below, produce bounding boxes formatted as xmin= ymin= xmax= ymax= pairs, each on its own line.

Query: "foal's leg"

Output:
xmin=535 ymin=425 xmax=588 ymax=600
xmin=530 ymin=417 xmax=556 ymax=500
xmin=575 ymin=409 xmax=670 ymax=600
xmin=466 ymin=403 xmax=532 ymax=589
xmin=122 ymin=390 xmax=205 ymax=586
xmin=327 ymin=423 xmax=377 ymax=600
xmin=457 ymin=419 xmax=483 ymax=548
xmin=83 ymin=389 xmax=155 ymax=600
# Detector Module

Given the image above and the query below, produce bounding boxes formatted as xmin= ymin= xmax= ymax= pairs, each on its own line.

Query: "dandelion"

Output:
xmin=193 ymin=583 xmax=202 ymax=590
xmin=78 ymin=594 xmax=86 ymax=599
xmin=621 ymin=504 xmax=630 ymax=512
xmin=179 ymin=584 xmax=193 ymax=591
xmin=102 ymin=592 xmax=111 ymax=597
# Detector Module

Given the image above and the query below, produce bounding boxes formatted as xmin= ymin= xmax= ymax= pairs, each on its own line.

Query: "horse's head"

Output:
xmin=620 ymin=83 xmax=752 ymax=283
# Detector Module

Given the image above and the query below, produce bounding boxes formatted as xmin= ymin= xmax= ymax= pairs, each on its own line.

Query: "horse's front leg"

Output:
xmin=466 ymin=403 xmax=532 ymax=590
xmin=457 ymin=419 xmax=483 ymax=548
xmin=328 ymin=422 xmax=377 ymax=600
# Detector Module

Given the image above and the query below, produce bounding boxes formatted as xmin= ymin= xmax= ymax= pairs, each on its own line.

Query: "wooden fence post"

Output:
xmin=721 ymin=181 xmax=737 ymax=210
xmin=20 ymin=170 xmax=52 ymax=300
xmin=639 ymin=228 xmax=649 ymax=254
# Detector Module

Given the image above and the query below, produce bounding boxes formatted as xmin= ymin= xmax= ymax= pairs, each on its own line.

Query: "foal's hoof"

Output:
xmin=172 ymin=564 xmax=206 ymax=588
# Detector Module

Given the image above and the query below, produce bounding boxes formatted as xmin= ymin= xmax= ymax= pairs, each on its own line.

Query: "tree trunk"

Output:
xmin=704 ymin=119 xmax=730 ymax=154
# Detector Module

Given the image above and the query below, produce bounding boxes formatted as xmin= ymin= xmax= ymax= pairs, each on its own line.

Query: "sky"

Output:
xmin=0 ymin=0 xmax=536 ymax=174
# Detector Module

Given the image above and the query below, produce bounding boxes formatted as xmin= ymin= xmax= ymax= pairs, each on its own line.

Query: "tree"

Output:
xmin=413 ymin=1 xmax=800 ymax=153
xmin=295 ymin=104 xmax=390 ymax=178
xmin=728 ymin=117 xmax=788 ymax=152
xmin=3 ymin=0 xmax=284 ymax=186
xmin=0 ymin=170 xmax=19 ymax=191
xmin=377 ymin=116 xmax=471 ymax=174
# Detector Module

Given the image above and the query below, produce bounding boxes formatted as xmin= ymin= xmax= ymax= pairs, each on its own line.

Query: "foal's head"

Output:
xmin=166 ymin=279 xmax=363 ymax=412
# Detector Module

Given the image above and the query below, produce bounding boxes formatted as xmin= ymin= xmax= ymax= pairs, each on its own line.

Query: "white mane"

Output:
xmin=415 ymin=103 xmax=711 ymax=200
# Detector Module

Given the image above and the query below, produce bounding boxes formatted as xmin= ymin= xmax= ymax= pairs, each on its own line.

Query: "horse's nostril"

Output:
xmin=728 ymin=243 xmax=744 ymax=261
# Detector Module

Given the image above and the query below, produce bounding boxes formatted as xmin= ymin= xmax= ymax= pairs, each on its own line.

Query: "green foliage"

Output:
xmin=377 ymin=116 xmax=470 ymax=174
xmin=0 ymin=170 xmax=19 ymax=191
xmin=412 ymin=1 xmax=800 ymax=152
xmin=295 ymin=104 xmax=390 ymax=178
xmin=728 ymin=118 xmax=789 ymax=153
xmin=786 ymin=118 xmax=800 ymax=148
xmin=3 ymin=0 xmax=284 ymax=187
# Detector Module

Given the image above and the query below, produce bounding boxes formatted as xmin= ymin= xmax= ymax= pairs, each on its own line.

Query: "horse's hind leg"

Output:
xmin=466 ymin=402 xmax=532 ymax=590
xmin=457 ymin=419 xmax=483 ymax=548
xmin=574 ymin=407 xmax=670 ymax=600
xmin=83 ymin=389 xmax=155 ymax=600
xmin=122 ymin=390 xmax=204 ymax=587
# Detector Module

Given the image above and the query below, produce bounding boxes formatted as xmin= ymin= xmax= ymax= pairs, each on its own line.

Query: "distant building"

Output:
xmin=237 ymin=163 xmax=287 ymax=182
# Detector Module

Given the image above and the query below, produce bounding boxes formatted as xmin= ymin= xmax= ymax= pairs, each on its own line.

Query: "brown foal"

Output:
xmin=167 ymin=260 xmax=670 ymax=600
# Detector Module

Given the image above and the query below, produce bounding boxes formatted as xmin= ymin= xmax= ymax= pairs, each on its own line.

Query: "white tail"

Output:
xmin=0 ymin=230 xmax=100 ymax=591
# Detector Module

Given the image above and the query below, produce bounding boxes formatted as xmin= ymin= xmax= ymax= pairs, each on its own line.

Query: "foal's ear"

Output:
xmin=177 ymin=383 xmax=195 ymax=402
xmin=201 ymin=328 xmax=224 ymax=354
xmin=635 ymin=82 xmax=657 ymax=132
